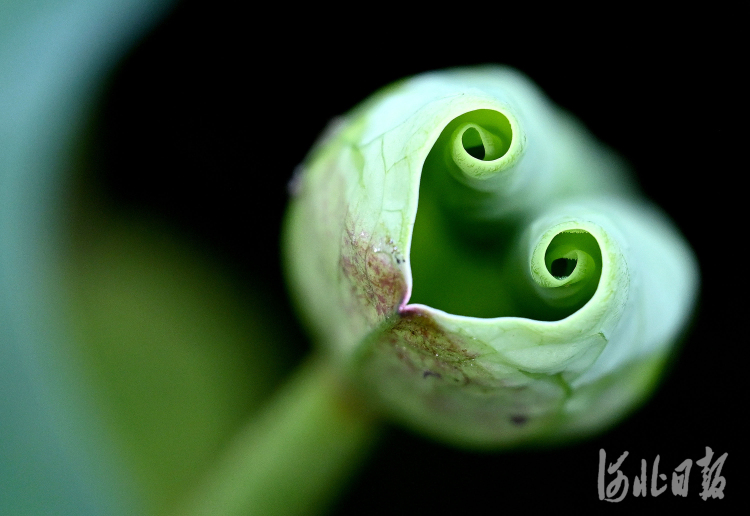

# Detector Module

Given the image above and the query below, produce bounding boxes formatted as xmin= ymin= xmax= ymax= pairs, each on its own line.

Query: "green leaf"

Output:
xmin=284 ymin=66 xmax=698 ymax=447
xmin=65 ymin=213 xmax=292 ymax=515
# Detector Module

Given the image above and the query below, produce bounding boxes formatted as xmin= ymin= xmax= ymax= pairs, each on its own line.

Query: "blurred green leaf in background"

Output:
xmin=2 ymin=1 xmax=295 ymax=514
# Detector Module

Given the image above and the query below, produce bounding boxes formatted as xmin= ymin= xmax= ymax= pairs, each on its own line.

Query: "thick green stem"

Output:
xmin=175 ymin=354 xmax=380 ymax=516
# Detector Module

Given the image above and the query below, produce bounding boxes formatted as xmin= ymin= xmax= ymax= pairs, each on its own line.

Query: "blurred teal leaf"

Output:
xmin=1 ymin=1 xmax=293 ymax=514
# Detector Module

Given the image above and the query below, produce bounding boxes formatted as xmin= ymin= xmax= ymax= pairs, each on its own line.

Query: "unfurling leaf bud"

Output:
xmin=283 ymin=67 xmax=698 ymax=447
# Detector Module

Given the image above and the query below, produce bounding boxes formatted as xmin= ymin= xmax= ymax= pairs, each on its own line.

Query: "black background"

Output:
xmin=94 ymin=2 xmax=741 ymax=513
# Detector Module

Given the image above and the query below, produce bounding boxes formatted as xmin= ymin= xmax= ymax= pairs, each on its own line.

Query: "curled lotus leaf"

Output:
xmin=283 ymin=66 xmax=698 ymax=447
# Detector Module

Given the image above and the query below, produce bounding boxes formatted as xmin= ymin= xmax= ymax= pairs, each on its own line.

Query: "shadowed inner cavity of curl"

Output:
xmin=550 ymin=257 xmax=577 ymax=279
xmin=462 ymin=128 xmax=487 ymax=159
